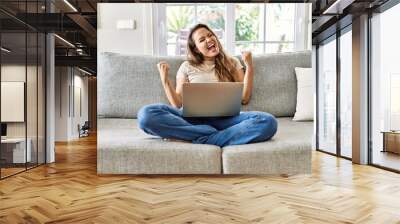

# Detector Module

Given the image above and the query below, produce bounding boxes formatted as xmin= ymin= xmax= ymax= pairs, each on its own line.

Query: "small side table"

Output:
xmin=381 ymin=131 xmax=400 ymax=154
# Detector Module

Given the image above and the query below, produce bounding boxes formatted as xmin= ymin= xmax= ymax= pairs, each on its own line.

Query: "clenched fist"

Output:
xmin=241 ymin=51 xmax=253 ymax=67
xmin=157 ymin=61 xmax=170 ymax=83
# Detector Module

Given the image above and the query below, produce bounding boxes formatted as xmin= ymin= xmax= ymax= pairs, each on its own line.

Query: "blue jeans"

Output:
xmin=137 ymin=103 xmax=278 ymax=147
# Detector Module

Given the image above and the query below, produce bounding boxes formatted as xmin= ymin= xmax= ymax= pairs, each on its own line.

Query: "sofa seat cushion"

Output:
xmin=97 ymin=118 xmax=222 ymax=174
xmin=222 ymin=118 xmax=313 ymax=174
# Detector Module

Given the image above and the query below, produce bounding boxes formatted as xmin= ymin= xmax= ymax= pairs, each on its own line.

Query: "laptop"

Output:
xmin=182 ymin=82 xmax=243 ymax=117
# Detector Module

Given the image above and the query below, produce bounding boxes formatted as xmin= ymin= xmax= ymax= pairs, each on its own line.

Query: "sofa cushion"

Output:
xmin=98 ymin=51 xmax=311 ymax=119
xmin=242 ymin=51 xmax=312 ymax=117
xmin=97 ymin=118 xmax=222 ymax=174
xmin=222 ymin=118 xmax=313 ymax=174
xmin=293 ymin=67 xmax=313 ymax=121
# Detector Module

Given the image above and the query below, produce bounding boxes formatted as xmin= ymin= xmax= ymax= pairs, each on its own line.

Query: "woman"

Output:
xmin=138 ymin=24 xmax=277 ymax=147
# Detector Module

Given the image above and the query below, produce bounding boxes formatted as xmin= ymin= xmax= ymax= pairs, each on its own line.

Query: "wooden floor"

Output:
xmin=1 ymin=135 xmax=400 ymax=223
xmin=372 ymin=150 xmax=400 ymax=171
xmin=1 ymin=167 xmax=26 ymax=178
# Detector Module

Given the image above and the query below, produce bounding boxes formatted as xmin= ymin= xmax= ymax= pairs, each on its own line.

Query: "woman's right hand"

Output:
xmin=157 ymin=61 xmax=170 ymax=83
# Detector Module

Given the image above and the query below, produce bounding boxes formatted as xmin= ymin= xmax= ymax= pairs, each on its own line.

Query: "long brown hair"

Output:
xmin=187 ymin=24 xmax=236 ymax=82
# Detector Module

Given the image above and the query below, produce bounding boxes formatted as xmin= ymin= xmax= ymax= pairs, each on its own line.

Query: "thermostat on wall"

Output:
xmin=116 ymin=19 xmax=136 ymax=30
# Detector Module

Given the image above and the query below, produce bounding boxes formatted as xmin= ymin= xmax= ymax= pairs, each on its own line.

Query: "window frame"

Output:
xmin=153 ymin=3 xmax=310 ymax=56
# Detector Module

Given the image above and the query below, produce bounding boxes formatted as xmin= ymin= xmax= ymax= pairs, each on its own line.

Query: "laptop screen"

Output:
xmin=1 ymin=123 xmax=7 ymax=137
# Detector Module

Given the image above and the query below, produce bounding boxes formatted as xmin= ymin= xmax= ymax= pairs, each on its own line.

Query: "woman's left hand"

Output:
xmin=241 ymin=51 xmax=253 ymax=66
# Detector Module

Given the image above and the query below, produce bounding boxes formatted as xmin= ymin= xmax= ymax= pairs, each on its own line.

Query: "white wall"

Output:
xmin=1 ymin=65 xmax=39 ymax=138
xmin=71 ymin=74 xmax=89 ymax=138
xmin=97 ymin=3 xmax=153 ymax=55
xmin=55 ymin=67 xmax=69 ymax=141
xmin=1 ymin=64 xmax=46 ymax=164
xmin=55 ymin=67 xmax=89 ymax=141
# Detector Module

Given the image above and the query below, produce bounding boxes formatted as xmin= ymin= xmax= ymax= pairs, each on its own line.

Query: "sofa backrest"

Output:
xmin=241 ymin=51 xmax=311 ymax=116
xmin=98 ymin=51 xmax=311 ymax=118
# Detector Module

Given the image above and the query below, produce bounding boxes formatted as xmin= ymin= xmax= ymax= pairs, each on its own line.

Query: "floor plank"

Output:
xmin=1 ymin=135 xmax=400 ymax=223
xmin=372 ymin=150 xmax=400 ymax=171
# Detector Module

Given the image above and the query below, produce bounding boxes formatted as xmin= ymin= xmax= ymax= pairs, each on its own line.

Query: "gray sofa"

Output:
xmin=97 ymin=51 xmax=313 ymax=175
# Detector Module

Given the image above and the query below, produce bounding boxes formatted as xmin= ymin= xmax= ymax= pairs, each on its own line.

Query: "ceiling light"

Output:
xmin=76 ymin=49 xmax=85 ymax=55
xmin=54 ymin=34 xmax=75 ymax=48
xmin=78 ymin=67 xmax=92 ymax=76
xmin=1 ymin=47 xmax=11 ymax=53
xmin=63 ymin=0 xmax=78 ymax=12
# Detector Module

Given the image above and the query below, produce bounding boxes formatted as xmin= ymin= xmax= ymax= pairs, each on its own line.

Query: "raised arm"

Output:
xmin=235 ymin=52 xmax=254 ymax=105
xmin=157 ymin=61 xmax=185 ymax=108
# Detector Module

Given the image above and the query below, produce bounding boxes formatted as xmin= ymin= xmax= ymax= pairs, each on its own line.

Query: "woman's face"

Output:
xmin=192 ymin=27 xmax=220 ymax=60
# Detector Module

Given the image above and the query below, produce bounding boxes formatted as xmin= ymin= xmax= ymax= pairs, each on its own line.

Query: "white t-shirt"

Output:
xmin=176 ymin=57 xmax=243 ymax=83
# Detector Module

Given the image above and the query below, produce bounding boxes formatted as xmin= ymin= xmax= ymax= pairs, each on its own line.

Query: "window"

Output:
xmin=155 ymin=3 xmax=310 ymax=56
xmin=166 ymin=4 xmax=225 ymax=56
xmin=371 ymin=3 xmax=400 ymax=171
xmin=234 ymin=4 xmax=295 ymax=55
xmin=0 ymin=1 xmax=46 ymax=179
xmin=390 ymin=74 xmax=400 ymax=130
xmin=317 ymin=36 xmax=337 ymax=155
xmin=316 ymin=26 xmax=352 ymax=159
xmin=234 ymin=4 xmax=263 ymax=54
xmin=340 ymin=28 xmax=352 ymax=158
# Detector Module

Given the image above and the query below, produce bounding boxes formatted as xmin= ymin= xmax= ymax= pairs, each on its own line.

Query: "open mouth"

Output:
xmin=207 ymin=43 xmax=216 ymax=51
